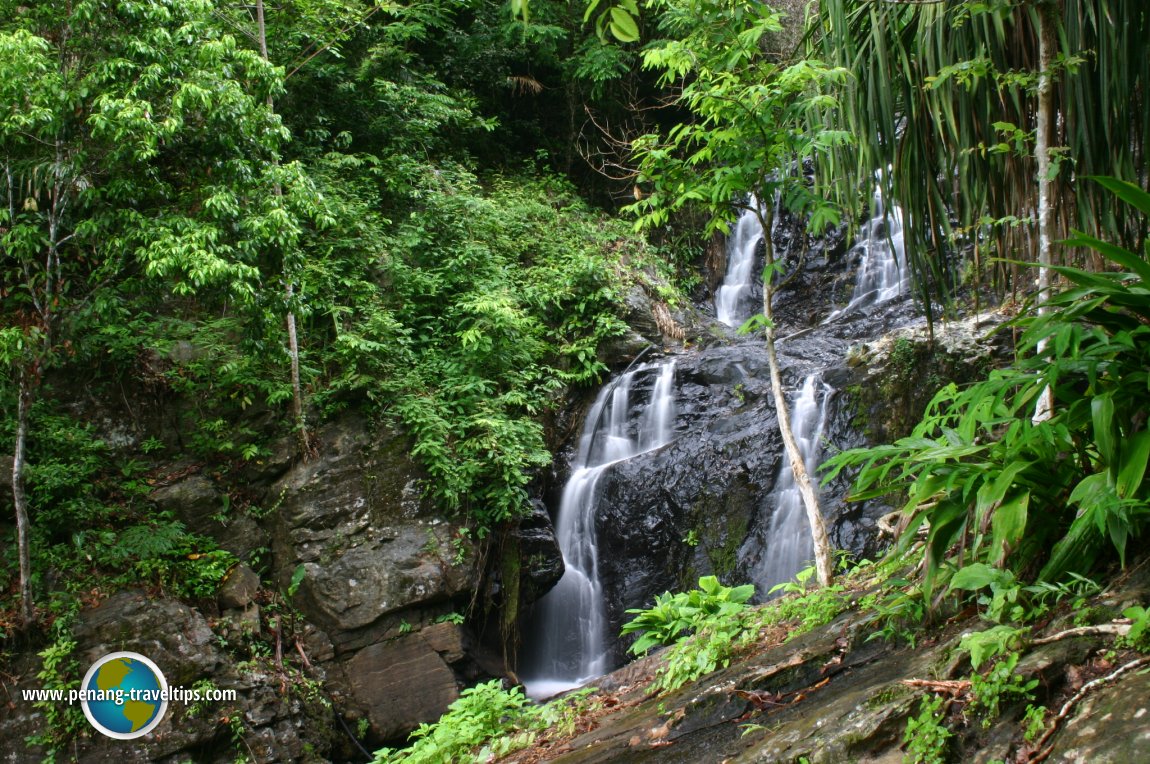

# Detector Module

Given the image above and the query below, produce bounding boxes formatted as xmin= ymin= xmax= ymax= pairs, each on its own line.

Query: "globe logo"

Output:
xmin=79 ymin=652 xmax=169 ymax=739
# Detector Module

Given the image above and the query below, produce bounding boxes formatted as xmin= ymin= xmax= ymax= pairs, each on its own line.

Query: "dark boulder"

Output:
xmin=269 ymin=417 xmax=477 ymax=652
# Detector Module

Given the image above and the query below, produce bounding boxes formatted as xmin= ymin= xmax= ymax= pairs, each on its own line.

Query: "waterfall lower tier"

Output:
xmin=754 ymin=374 xmax=834 ymax=591
xmin=523 ymin=361 xmax=677 ymax=699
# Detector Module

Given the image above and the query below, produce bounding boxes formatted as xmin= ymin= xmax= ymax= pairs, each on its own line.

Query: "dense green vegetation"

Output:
xmin=364 ymin=1 xmax=1150 ymax=760
xmin=620 ymin=575 xmax=755 ymax=656
xmin=824 ymin=178 xmax=1150 ymax=602
xmin=0 ymin=0 xmax=689 ymax=632
xmin=373 ymin=680 xmax=604 ymax=763
xmin=2 ymin=0 xmax=1149 ymax=759
xmin=809 ymin=0 xmax=1150 ymax=309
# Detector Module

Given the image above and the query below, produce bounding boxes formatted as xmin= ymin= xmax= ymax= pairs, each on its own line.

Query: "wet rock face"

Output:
xmin=534 ymin=197 xmax=933 ymax=668
xmin=565 ymin=207 xmax=1011 ymax=669
xmin=587 ymin=343 xmax=882 ymax=666
xmin=594 ymin=345 xmax=778 ymax=623
xmin=515 ymin=501 xmax=565 ymax=604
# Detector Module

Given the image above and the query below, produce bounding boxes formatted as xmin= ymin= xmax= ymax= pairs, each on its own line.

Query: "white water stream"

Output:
xmin=825 ymin=188 xmax=910 ymax=322
xmin=754 ymin=187 xmax=911 ymax=589
xmin=754 ymin=374 xmax=834 ymax=590
xmin=523 ymin=361 xmax=676 ymax=699
xmin=715 ymin=196 xmax=778 ymax=327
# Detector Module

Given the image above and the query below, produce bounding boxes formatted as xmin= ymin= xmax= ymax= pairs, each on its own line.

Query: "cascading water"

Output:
xmin=746 ymin=187 xmax=916 ymax=590
xmin=521 ymin=176 xmax=919 ymax=695
xmin=715 ymin=196 xmax=777 ymax=327
xmin=523 ymin=361 xmax=676 ymax=699
xmin=825 ymin=189 xmax=910 ymax=322
xmin=753 ymin=374 xmax=834 ymax=591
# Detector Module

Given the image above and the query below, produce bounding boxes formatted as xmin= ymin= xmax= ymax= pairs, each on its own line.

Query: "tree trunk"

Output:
xmin=256 ymin=0 xmax=310 ymax=454
xmin=757 ymin=204 xmax=834 ymax=587
xmin=285 ymin=285 xmax=308 ymax=454
xmin=13 ymin=366 xmax=35 ymax=626
xmin=1032 ymin=0 xmax=1058 ymax=424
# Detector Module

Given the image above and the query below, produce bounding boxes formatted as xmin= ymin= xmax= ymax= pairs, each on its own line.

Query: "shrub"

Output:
xmin=823 ymin=177 xmax=1150 ymax=599
xmin=621 ymin=575 xmax=755 ymax=655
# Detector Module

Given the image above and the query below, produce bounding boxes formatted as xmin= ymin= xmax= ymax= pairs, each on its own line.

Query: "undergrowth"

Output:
xmin=627 ymin=560 xmax=874 ymax=696
xmin=0 ymin=409 xmax=238 ymax=628
xmin=372 ymin=681 xmax=600 ymax=763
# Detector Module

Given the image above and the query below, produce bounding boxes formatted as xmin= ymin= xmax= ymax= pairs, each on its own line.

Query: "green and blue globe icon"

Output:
xmin=80 ymin=652 xmax=169 ymax=739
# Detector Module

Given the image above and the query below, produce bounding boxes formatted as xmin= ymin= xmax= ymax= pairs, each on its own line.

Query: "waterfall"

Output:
xmin=523 ymin=361 xmax=677 ymax=699
xmin=754 ymin=374 xmax=834 ymax=591
xmin=825 ymin=189 xmax=910 ymax=322
xmin=715 ymin=197 xmax=772 ymax=327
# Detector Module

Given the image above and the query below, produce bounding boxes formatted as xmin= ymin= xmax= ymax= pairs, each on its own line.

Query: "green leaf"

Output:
xmin=989 ymin=491 xmax=1029 ymax=566
xmin=1063 ymin=232 xmax=1150 ymax=285
xmin=1117 ymin=430 xmax=1150 ymax=498
xmin=1107 ymin=512 xmax=1130 ymax=567
xmin=737 ymin=313 xmax=772 ymax=335
xmin=960 ymin=625 xmax=1026 ymax=670
xmin=949 ymin=563 xmax=999 ymax=592
xmin=288 ymin=564 xmax=307 ymax=597
xmin=728 ymin=584 xmax=756 ymax=603
xmin=608 ymin=7 xmax=640 ymax=42
xmin=1090 ymin=176 xmax=1150 ymax=217
xmin=1092 ymin=394 xmax=1117 ymax=466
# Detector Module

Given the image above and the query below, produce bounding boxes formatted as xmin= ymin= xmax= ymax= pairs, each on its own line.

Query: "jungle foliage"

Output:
xmin=808 ymin=0 xmax=1150 ymax=307
xmin=2 ymin=4 xmax=1149 ymax=755
xmin=371 ymin=0 xmax=1150 ymax=757
xmin=0 ymin=0 xmax=682 ymax=626
xmin=824 ymin=178 xmax=1150 ymax=601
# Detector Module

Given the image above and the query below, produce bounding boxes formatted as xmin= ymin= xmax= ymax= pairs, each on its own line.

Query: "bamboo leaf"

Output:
xmin=1092 ymin=393 xmax=1117 ymax=467
xmin=1091 ymin=176 xmax=1150 ymax=217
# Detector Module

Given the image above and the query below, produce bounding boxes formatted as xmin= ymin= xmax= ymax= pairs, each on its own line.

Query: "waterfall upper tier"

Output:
xmin=715 ymin=197 xmax=768 ymax=328
xmin=824 ymin=189 xmax=911 ymax=323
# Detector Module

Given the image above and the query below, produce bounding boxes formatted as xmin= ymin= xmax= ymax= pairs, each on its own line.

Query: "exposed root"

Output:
xmin=1029 ymin=621 xmax=1131 ymax=646
xmin=1028 ymin=655 xmax=1150 ymax=762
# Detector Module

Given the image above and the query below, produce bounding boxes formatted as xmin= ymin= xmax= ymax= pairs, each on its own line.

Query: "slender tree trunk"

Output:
xmin=1032 ymin=0 xmax=1058 ymax=424
xmin=285 ymin=283 xmax=307 ymax=453
xmin=758 ymin=204 xmax=834 ymax=587
xmin=256 ymin=0 xmax=309 ymax=454
xmin=8 ymin=136 xmax=69 ymax=627
xmin=13 ymin=366 xmax=35 ymax=626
